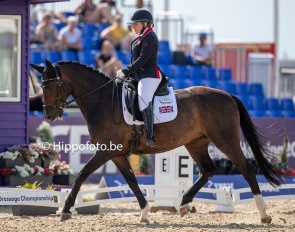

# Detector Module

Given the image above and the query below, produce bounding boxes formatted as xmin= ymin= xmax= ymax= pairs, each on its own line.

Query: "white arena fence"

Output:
xmin=0 ymin=184 xmax=294 ymax=214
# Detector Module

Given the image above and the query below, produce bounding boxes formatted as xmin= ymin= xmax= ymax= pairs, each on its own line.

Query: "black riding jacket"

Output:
xmin=122 ymin=28 xmax=163 ymax=81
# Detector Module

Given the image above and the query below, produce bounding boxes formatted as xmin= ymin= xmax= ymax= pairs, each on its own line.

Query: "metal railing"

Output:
xmin=279 ymin=67 xmax=295 ymax=98
xmin=155 ymin=11 xmax=183 ymax=51
xmin=247 ymin=53 xmax=275 ymax=97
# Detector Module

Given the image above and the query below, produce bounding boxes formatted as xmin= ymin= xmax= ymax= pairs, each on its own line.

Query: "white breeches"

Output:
xmin=138 ymin=76 xmax=162 ymax=111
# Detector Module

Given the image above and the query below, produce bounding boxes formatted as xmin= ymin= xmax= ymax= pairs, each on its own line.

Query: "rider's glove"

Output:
xmin=116 ymin=69 xmax=125 ymax=79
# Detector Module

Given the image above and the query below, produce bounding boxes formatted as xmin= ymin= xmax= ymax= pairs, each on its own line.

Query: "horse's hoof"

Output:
xmin=139 ymin=217 xmax=150 ymax=224
xmin=179 ymin=204 xmax=190 ymax=218
xmin=261 ymin=215 xmax=272 ymax=224
xmin=60 ymin=212 xmax=72 ymax=222
xmin=139 ymin=204 xmax=150 ymax=224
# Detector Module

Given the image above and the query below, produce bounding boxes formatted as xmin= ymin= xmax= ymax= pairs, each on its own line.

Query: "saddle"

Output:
xmin=124 ymin=76 xmax=170 ymax=121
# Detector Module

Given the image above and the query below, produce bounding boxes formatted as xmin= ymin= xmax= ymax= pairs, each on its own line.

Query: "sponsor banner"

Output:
xmin=100 ymin=175 xmax=295 ymax=199
xmin=29 ymin=116 xmax=295 ymax=182
xmin=0 ymin=190 xmax=58 ymax=205
xmin=102 ymin=175 xmax=154 ymax=199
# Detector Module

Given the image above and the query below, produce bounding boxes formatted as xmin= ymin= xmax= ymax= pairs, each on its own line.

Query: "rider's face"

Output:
xmin=131 ymin=22 xmax=145 ymax=35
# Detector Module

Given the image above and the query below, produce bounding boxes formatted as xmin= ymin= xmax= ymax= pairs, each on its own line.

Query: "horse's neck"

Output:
xmin=63 ymin=66 xmax=112 ymax=114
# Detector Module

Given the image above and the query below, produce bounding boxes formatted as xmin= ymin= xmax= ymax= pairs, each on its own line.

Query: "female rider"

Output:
xmin=116 ymin=9 xmax=164 ymax=147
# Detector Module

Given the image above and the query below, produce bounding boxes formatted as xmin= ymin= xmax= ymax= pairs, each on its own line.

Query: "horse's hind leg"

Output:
xmin=211 ymin=135 xmax=271 ymax=224
xmin=112 ymin=156 xmax=150 ymax=223
xmin=180 ymin=138 xmax=217 ymax=217
xmin=60 ymin=151 xmax=111 ymax=221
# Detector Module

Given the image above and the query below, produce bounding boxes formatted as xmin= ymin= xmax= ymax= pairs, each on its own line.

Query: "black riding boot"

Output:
xmin=142 ymin=102 xmax=157 ymax=147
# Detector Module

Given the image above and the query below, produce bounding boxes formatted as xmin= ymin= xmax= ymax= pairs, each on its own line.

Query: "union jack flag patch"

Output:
xmin=159 ymin=106 xmax=173 ymax=114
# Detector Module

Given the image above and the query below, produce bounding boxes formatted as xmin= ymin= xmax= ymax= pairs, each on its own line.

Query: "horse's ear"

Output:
xmin=30 ymin=63 xmax=45 ymax=74
xmin=45 ymin=59 xmax=56 ymax=75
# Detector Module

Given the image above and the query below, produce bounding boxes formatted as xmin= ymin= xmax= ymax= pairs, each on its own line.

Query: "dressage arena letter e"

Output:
xmin=178 ymin=156 xmax=189 ymax=178
xmin=160 ymin=157 xmax=170 ymax=174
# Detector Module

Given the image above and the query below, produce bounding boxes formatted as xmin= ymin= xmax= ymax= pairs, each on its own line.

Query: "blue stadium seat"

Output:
xmin=234 ymin=82 xmax=249 ymax=96
xmin=168 ymin=79 xmax=181 ymax=89
xmin=168 ymin=79 xmax=193 ymax=89
xmin=280 ymin=98 xmax=294 ymax=111
xmin=218 ymin=81 xmax=236 ymax=94
xmin=158 ymin=51 xmax=172 ymax=65
xmin=265 ymin=98 xmax=282 ymax=117
xmin=60 ymin=50 xmax=78 ymax=61
xmin=170 ymin=65 xmax=189 ymax=79
xmin=30 ymin=50 xmax=44 ymax=65
xmin=96 ymin=23 xmax=110 ymax=35
xmin=183 ymin=79 xmax=194 ymax=88
xmin=249 ymin=83 xmax=264 ymax=96
xmin=44 ymin=51 xmax=61 ymax=63
xmin=81 ymin=36 xmax=96 ymax=50
xmin=117 ymin=50 xmax=130 ymax=65
xmin=248 ymin=96 xmax=266 ymax=117
xmin=188 ymin=66 xmax=203 ymax=79
xmin=219 ymin=68 xmax=232 ymax=80
xmin=159 ymin=40 xmax=171 ymax=53
xmin=53 ymin=23 xmax=66 ymax=32
xmin=81 ymin=23 xmax=97 ymax=37
xmin=280 ymin=98 xmax=295 ymax=117
xmin=202 ymin=79 xmax=218 ymax=88
xmin=158 ymin=64 xmax=171 ymax=77
xmin=190 ymin=79 xmax=203 ymax=86
xmin=77 ymin=50 xmax=96 ymax=66
xmin=202 ymin=67 xmax=216 ymax=80
xmin=235 ymin=95 xmax=251 ymax=110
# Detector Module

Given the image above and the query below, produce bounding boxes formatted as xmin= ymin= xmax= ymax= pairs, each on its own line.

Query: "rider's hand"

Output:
xmin=116 ymin=69 xmax=125 ymax=79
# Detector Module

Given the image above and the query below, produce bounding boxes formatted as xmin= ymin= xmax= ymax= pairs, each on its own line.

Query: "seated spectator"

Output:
xmin=121 ymin=26 xmax=138 ymax=51
xmin=35 ymin=13 xmax=60 ymax=50
xmin=95 ymin=39 xmax=122 ymax=77
xmin=136 ymin=0 xmax=144 ymax=8
xmin=31 ymin=4 xmax=67 ymax=24
xmin=190 ymin=32 xmax=212 ymax=66
xmin=29 ymin=70 xmax=43 ymax=112
xmin=100 ymin=14 xmax=129 ymax=50
xmin=82 ymin=0 xmax=118 ymax=24
xmin=58 ymin=16 xmax=83 ymax=51
xmin=73 ymin=0 xmax=97 ymax=23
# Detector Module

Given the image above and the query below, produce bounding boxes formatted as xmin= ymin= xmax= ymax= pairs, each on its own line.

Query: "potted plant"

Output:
xmin=11 ymin=181 xmax=59 ymax=216
xmin=50 ymin=160 xmax=76 ymax=185
xmin=1 ymin=164 xmax=53 ymax=186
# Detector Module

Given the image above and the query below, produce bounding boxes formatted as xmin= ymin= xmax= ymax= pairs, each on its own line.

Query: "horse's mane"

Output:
xmin=56 ymin=61 xmax=110 ymax=80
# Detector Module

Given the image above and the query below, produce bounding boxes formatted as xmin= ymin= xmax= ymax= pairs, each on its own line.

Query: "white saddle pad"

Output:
xmin=122 ymin=83 xmax=178 ymax=126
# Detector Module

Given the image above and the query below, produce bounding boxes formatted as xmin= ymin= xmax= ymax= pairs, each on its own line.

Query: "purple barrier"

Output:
xmin=28 ymin=116 xmax=295 ymax=183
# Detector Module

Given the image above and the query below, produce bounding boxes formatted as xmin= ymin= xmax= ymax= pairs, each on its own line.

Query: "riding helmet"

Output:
xmin=127 ymin=9 xmax=153 ymax=25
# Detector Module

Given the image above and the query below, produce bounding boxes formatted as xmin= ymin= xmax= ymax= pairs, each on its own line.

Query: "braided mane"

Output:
xmin=56 ymin=60 xmax=110 ymax=79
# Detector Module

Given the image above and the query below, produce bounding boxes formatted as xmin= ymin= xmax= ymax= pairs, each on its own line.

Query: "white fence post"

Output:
xmin=214 ymin=187 xmax=234 ymax=212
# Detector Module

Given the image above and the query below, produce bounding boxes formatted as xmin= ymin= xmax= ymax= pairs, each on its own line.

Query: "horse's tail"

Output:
xmin=231 ymin=95 xmax=285 ymax=187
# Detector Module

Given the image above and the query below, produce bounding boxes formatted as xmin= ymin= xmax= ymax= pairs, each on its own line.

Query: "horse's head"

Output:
xmin=30 ymin=60 xmax=70 ymax=121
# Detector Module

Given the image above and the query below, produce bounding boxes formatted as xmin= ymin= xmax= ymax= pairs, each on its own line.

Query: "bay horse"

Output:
xmin=31 ymin=60 xmax=285 ymax=224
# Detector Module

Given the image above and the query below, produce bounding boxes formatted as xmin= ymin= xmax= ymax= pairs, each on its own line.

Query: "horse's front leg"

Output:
xmin=60 ymin=150 xmax=110 ymax=221
xmin=112 ymin=156 xmax=150 ymax=223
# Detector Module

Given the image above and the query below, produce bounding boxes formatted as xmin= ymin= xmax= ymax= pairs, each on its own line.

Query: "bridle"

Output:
xmin=41 ymin=64 xmax=114 ymax=115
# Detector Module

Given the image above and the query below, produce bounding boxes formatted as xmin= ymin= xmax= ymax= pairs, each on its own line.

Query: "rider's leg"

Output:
xmin=138 ymin=76 xmax=162 ymax=147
